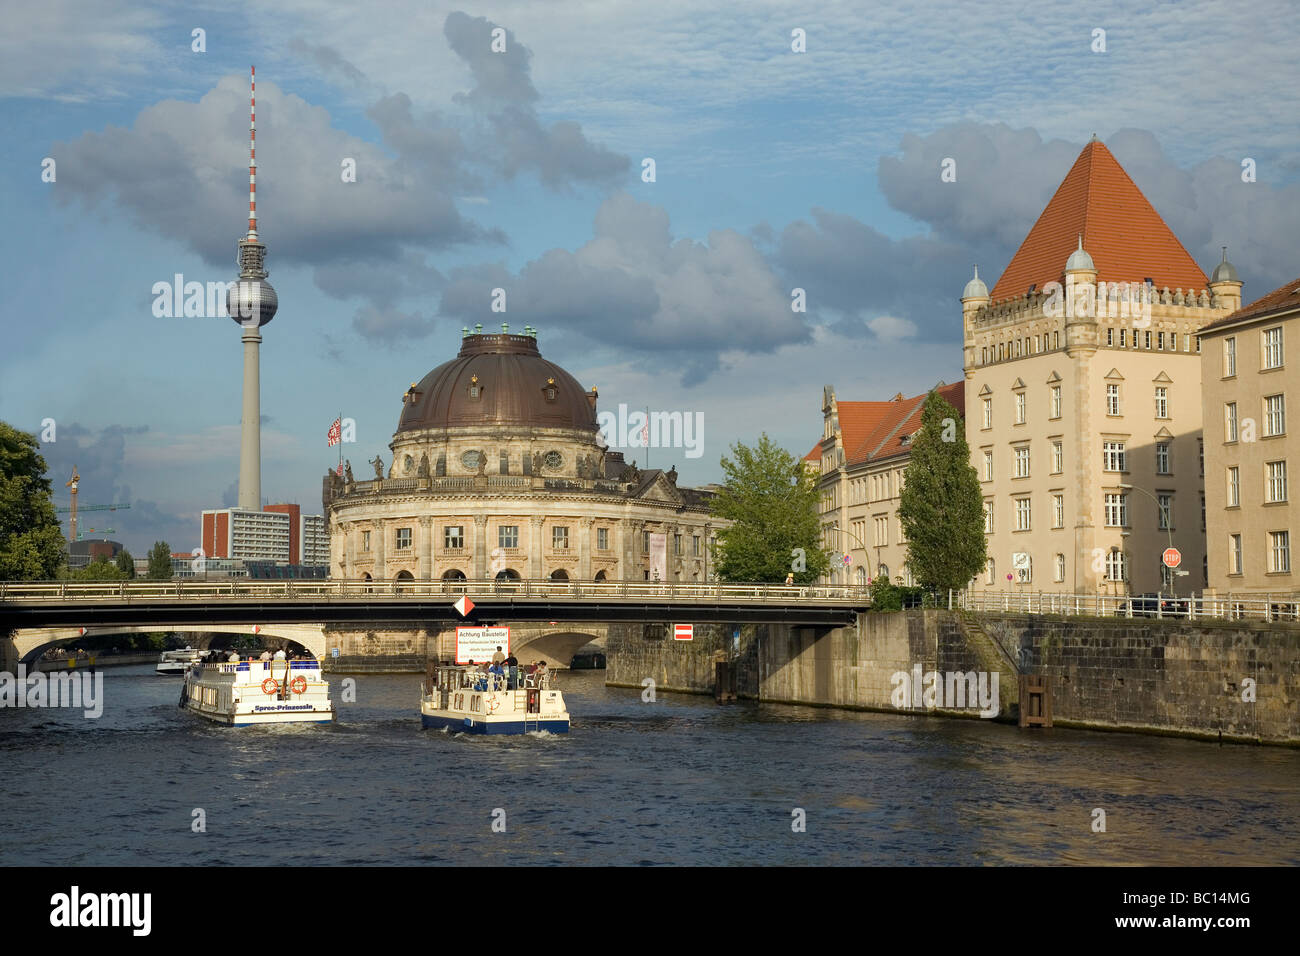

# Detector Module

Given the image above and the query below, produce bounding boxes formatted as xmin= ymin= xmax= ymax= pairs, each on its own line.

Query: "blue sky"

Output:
xmin=2 ymin=0 xmax=1298 ymax=555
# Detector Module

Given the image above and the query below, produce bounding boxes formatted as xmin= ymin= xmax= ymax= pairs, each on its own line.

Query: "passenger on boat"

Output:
xmin=536 ymin=662 xmax=549 ymax=688
xmin=488 ymin=660 xmax=505 ymax=690
xmin=506 ymin=655 xmax=518 ymax=689
xmin=491 ymin=646 xmax=505 ymax=666
xmin=259 ymin=650 xmax=271 ymax=661
xmin=273 ymin=649 xmax=286 ymax=660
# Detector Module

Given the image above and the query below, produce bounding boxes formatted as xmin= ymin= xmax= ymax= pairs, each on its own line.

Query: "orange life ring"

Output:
xmin=290 ymin=676 xmax=308 ymax=695
xmin=486 ymin=695 xmax=500 ymax=714
xmin=261 ymin=677 xmax=279 ymax=695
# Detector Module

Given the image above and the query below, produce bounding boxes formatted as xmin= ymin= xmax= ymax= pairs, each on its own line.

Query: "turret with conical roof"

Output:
xmin=1209 ymin=246 xmax=1243 ymax=312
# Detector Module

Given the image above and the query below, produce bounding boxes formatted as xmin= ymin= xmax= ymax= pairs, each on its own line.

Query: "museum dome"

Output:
xmin=396 ymin=329 xmax=598 ymax=434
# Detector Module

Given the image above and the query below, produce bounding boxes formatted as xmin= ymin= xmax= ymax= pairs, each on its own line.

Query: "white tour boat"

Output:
xmin=156 ymin=647 xmax=203 ymax=675
xmin=421 ymin=664 xmax=569 ymax=734
xmin=180 ymin=655 xmax=334 ymax=726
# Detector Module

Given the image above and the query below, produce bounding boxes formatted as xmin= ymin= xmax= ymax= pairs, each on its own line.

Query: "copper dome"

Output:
xmin=397 ymin=332 xmax=597 ymax=433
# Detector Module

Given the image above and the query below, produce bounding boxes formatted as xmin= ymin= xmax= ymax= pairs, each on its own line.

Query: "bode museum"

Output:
xmin=323 ymin=327 xmax=719 ymax=584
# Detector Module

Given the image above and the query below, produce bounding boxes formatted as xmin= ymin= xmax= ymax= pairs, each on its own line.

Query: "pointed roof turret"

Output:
xmin=990 ymin=140 xmax=1207 ymax=301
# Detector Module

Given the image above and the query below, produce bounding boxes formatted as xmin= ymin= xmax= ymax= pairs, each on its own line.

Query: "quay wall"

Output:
xmin=605 ymin=611 xmax=1300 ymax=745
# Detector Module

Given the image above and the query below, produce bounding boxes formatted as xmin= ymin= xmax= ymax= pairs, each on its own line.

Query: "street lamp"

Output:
xmin=1117 ymin=483 xmax=1174 ymax=594
xmin=823 ymin=525 xmax=869 ymax=590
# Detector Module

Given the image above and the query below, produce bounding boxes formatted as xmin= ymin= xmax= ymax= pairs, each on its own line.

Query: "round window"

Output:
xmin=461 ymin=450 xmax=481 ymax=470
xmin=545 ymin=451 xmax=563 ymax=469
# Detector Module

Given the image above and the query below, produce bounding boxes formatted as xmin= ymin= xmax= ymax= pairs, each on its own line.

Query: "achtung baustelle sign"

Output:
xmin=456 ymin=626 xmax=511 ymax=665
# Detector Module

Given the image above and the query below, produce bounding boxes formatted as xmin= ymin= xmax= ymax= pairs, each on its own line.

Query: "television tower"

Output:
xmin=227 ymin=65 xmax=277 ymax=511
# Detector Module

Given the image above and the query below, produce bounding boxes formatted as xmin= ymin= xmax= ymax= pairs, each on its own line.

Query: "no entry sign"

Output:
xmin=673 ymin=624 xmax=694 ymax=641
xmin=1162 ymin=547 xmax=1182 ymax=569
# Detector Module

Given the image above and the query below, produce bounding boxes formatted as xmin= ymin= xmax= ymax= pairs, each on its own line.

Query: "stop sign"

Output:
xmin=1162 ymin=547 xmax=1182 ymax=569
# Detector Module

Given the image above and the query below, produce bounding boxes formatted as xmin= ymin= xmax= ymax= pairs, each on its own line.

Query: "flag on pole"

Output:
xmin=327 ymin=417 xmax=342 ymax=446
xmin=336 ymin=462 xmax=343 ymax=477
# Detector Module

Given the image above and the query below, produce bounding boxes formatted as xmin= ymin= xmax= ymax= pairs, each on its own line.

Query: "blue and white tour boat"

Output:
xmin=421 ymin=664 xmax=569 ymax=734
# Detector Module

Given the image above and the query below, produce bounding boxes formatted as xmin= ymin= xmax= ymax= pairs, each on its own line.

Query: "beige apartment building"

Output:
xmin=810 ymin=381 xmax=965 ymax=586
xmin=1200 ymin=277 xmax=1300 ymax=594
xmin=962 ymin=139 xmax=1243 ymax=595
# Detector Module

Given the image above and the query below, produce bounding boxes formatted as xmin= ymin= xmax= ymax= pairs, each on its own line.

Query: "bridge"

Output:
xmin=0 ymin=579 xmax=868 ymax=668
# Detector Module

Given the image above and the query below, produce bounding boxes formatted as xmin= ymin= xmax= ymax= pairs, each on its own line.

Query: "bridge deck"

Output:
xmin=0 ymin=579 xmax=868 ymax=628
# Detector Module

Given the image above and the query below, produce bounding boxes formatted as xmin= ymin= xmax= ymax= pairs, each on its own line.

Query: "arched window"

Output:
xmin=594 ymin=570 xmax=607 ymax=581
xmin=550 ymin=569 xmax=569 ymax=580
xmin=877 ymin=564 xmax=889 ymax=580
xmin=442 ymin=569 xmax=466 ymax=580
xmin=495 ymin=568 xmax=520 ymax=580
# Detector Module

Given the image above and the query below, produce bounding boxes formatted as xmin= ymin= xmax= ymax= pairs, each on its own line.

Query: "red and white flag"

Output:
xmin=327 ymin=417 xmax=342 ymax=446
xmin=336 ymin=462 xmax=343 ymax=477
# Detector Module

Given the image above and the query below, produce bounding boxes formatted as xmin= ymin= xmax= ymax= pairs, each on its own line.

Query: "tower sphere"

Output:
xmin=227 ymin=276 xmax=278 ymax=327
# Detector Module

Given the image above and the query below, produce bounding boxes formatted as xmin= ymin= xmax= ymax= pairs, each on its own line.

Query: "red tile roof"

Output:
xmin=1199 ymin=276 xmax=1300 ymax=334
xmin=834 ymin=400 xmax=898 ymax=461
xmin=803 ymin=443 xmax=822 ymax=462
xmin=989 ymin=140 xmax=1208 ymax=302
xmin=834 ymin=381 xmax=965 ymax=466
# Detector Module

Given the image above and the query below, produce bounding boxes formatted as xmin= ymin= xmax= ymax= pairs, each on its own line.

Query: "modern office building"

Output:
xmin=961 ymin=138 xmax=1243 ymax=595
xmin=1199 ymin=275 xmax=1300 ymax=594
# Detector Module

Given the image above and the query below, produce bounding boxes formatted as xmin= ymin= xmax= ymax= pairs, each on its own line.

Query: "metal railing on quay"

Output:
xmin=0 ymin=578 xmax=869 ymax=604
xmin=956 ymin=589 xmax=1300 ymax=624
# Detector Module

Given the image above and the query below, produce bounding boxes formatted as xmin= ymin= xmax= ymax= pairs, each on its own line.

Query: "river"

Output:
xmin=1 ymin=665 xmax=1296 ymax=865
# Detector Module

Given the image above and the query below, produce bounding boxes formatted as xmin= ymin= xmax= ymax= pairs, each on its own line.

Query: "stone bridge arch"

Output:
xmin=6 ymin=624 xmax=328 ymax=668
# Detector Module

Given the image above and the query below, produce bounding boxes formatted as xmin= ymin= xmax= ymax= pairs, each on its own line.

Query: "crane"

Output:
xmin=54 ymin=467 xmax=130 ymax=542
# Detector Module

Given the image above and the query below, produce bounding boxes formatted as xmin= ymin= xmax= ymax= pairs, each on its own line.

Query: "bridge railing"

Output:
xmin=957 ymin=589 xmax=1300 ymax=623
xmin=0 ymin=579 xmax=869 ymax=604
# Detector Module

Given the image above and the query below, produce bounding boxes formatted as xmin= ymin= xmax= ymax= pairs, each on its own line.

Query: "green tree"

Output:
xmin=897 ymin=391 xmax=987 ymax=592
xmin=115 ymin=548 xmax=136 ymax=578
xmin=0 ymin=422 xmax=67 ymax=580
xmin=70 ymin=556 xmax=128 ymax=581
xmin=709 ymin=433 xmax=830 ymax=583
xmin=146 ymin=541 xmax=173 ymax=579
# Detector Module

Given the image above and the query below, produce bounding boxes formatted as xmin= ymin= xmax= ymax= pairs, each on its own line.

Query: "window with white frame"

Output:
xmin=1229 ymin=534 xmax=1243 ymax=575
xmin=1227 ymin=466 xmax=1240 ymax=507
xmin=499 ymin=525 xmax=519 ymax=549
xmin=552 ymin=526 xmax=570 ymax=550
xmin=1157 ymin=494 xmax=1173 ymax=530
xmin=1263 ymin=327 xmax=1284 ymax=370
xmin=1050 ymin=385 xmax=1062 ymax=419
xmin=1155 ymin=442 xmax=1171 ymax=475
xmin=444 ymin=525 xmax=464 ymax=549
xmin=1054 ymin=553 xmax=1066 ymax=582
xmin=1102 ymin=441 xmax=1126 ymax=472
xmin=1265 ymin=394 xmax=1286 ymax=436
xmin=985 ymin=558 xmax=995 ymax=586
xmin=1154 ymin=386 xmax=1168 ymax=419
xmin=1267 ymin=460 xmax=1288 ymax=503
xmin=1053 ymin=494 xmax=1064 ymax=528
xmin=1015 ymin=497 xmax=1031 ymax=531
xmin=983 ymin=450 xmax=993 ymax=481
xmin=982 ymin=398 xmax=992 ymax=429
xmin=873 ymin=516 xmax=888 ymax=547
xmin=396 ymin=527 xmax=412 ymax=549
xmin=598 ymin=528 xmax=610 ymax=550
xmin=1104 ymin=548 xmax=1127 ymax=582
xmin=983 ymin=500 xmax=994 ymax=534
xmin=1270 ymin=530 xmax=1291 ymax=573
xmin=1052 ymin=440 xmax=1063 ymax=474
xmin=1015 ymin=391 xmax=1026 ymax=424
xmin=1014 ymin=445 xmax=1030 ymax=478
xmin=1104 ymin=493 xmax=1128 ymax=527
xmin=1225 ymin=402 xmax=1238 ymax=442
xmin=1106 ymin=383 xmax=1121 ymax=416
xmin=1224 ymin=336 xmax=1237 ymax=376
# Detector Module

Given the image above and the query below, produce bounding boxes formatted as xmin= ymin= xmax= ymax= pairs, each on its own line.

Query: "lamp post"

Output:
xmin=1118 ymin=483 xmax=1174 ymax=595
xmin=823 ymin=525 xmax=869 ymax=591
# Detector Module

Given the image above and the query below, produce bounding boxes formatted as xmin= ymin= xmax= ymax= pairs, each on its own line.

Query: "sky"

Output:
xmin=1 ymin=0 xmax=1298 ymax=556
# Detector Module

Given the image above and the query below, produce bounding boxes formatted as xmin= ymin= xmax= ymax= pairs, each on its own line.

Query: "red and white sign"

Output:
xmin=453 ymin=595 xmax=475 ymax=617
xmin=673 ymin=624 xmax=693 ymax=641
xmin=456 ymin=626 xmax=509 ymax=664
xmin=1162 ymin=547 xmax=1182 ymax=569
xmin=252 ymin=625 xmax=261 ymax=634
xmin=327 ymin=417 xmax=342 ymax=447
xmin=78 ymin=627 xmax=87 ymax=636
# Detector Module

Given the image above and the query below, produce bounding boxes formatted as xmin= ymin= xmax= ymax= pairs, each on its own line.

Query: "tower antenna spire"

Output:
xmin=247 ymin=65 xmax=257 ymax=239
